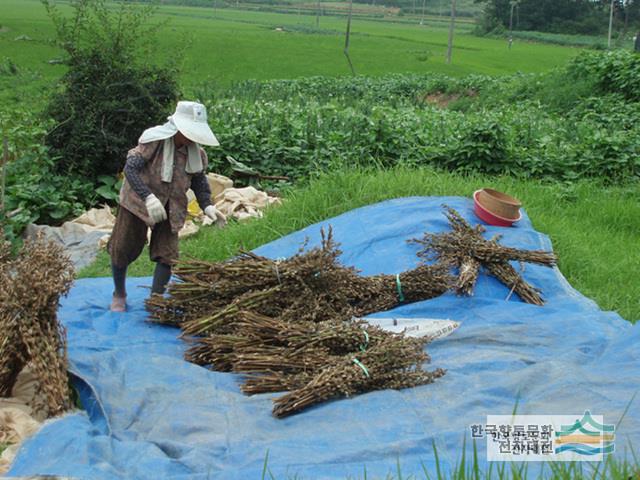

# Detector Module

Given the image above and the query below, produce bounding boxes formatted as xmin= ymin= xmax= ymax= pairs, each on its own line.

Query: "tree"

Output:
xmin=473 ymin=0 xmax=635 ymax=35
xmin=42 ymin=0 xmax=181 ymax=180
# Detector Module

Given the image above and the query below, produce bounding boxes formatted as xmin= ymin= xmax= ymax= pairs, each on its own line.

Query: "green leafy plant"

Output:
xmin=568 ymin=50 xmax=640 ymax=102
xmin=445 ymin=119 xmax=509 ymax=174
xmin=96 ymin=175 xmax=123 ymax=203
xmin=199 ymin=66 xmax=639 ymax=184
xmin=0 ymin=151 xmax=94 ymax=244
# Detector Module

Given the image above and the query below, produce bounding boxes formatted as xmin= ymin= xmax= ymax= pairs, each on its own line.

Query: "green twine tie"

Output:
xmin=352 ymin=358 xmax=370 ymax=378
xmin=359 ymin=330 xmax=369 ymax=352
xmin=396 ymin=274 xmax=405 ymax=302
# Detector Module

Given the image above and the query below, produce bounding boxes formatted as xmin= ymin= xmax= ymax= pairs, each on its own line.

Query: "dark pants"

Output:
xmin=107 ymin=206 xmax=179 ymax=268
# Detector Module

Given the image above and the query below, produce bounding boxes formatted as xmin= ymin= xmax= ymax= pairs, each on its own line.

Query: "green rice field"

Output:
xmin=0 ymin=0 xmax=580 ymax=106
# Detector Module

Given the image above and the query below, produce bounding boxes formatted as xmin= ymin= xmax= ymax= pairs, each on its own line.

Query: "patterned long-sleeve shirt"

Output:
xmin=119 ymin=140 xmax=212 ymax=233
xmin=124 ymin=152 xmax=213 ymax=210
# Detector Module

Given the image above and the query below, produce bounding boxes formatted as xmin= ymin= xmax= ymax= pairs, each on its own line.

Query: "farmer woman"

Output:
xmin=108 ymin=101 xmax=226 ymax=312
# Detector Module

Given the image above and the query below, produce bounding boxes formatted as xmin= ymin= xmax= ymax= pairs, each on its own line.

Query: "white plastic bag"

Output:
xmin=362 ymin=317 xmax=460 ymax=340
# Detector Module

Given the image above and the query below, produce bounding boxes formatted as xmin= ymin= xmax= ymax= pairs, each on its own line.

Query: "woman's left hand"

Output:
xmin=204 ymin=205 xmax=227 ymax=227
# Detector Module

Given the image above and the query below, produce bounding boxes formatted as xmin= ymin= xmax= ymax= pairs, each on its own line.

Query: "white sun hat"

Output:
xmin=170 ymin=101 xmax=219 ymax=147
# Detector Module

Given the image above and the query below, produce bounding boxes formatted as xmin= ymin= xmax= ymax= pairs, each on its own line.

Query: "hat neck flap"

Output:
xmin=139 ymin=119 xmax=204 ymax=183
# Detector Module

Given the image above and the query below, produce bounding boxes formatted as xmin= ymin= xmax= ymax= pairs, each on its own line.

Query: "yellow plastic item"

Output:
xmin=187 ymin=199 xmax=202 ymax=219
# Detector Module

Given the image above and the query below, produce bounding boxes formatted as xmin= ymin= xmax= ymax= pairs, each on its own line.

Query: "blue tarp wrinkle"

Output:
xmin=8 ymin=197 xmax=640 ymax=479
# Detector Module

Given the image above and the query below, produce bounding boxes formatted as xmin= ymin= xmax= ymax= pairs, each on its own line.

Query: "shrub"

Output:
xmin=42 ymin=0 xmax=180 ymax=180
xmin=445 ymin=119 xmax=509 ymax=174
xmin=567 ymin=50 xmax=640 ymax=101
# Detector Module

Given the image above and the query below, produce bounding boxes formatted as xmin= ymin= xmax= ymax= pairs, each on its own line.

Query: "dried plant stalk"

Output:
xmin=457 ymin=256 xmax=480 ymax=296
xmin=411 ymin=206 xmax=556 ymax=305
xmin=485 ymin=261 xmax=543 ymax=305
xmin=147 ymin=228 xmax=449 ymax=417
xmin=148 ymin=228 xmax=453 ymax=335
xmin=272 ymin=337 xmax=446 ymax=417
xmin=0 ymin=234 xmax=73 ymax=416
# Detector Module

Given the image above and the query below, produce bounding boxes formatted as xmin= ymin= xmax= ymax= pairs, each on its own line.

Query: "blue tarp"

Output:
xmin=8 ymin=197 xmax=640 ymax=479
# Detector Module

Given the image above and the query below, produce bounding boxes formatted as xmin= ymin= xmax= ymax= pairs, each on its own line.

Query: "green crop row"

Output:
xmin=201 ymin=51 xmax=640 ymax=184
xmin=204 ymin=97 xmax=639 ymax=182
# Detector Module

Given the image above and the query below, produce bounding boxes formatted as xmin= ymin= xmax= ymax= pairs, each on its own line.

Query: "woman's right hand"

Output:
xmin=144 ymin=194 xmax=168 ymax=224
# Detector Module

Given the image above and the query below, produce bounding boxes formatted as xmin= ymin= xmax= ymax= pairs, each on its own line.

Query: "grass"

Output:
xmin=79 ymin=167 xmax=640 ymax=323
xmin=0 ymin=0 xmax=578 ymax=108
xmin=256 ymin=442 xmax=640 ymax=479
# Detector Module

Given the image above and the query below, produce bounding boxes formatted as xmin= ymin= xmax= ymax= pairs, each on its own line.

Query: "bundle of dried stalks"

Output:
xmin=184 ymin=312 xmax=382 ymax=372
xmin=411 ymin=206 xmax=557 ymax=305
xmin=0 ymin=235 xmax=74 ymax=417
xmin=272 ymin=337 xmax=446 ymax=418
xmin=147 ymin=228 xmax=453 ymax=335
xmin=185 ymin=312 xmax=445 ymax=415
xmin=147 ymin=228 xmax=451 ymax=416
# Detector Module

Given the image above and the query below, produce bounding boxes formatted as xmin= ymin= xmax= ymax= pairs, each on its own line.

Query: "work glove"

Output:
xmin=145 ymin=193 xmax=168 ymax=225
xmin=204 ymin=205 xmax=227 ymax=227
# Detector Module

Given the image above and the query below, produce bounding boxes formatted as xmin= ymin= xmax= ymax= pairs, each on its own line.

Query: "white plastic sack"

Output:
xmin=363 ymin=317 xmax=460 ymax=340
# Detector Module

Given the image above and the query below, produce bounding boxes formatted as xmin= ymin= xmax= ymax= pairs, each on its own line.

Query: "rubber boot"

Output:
xmin=151 ymin=262 xmax=172 ymax=295
xmin=111 ymin=263 xmax=128 ymax=312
